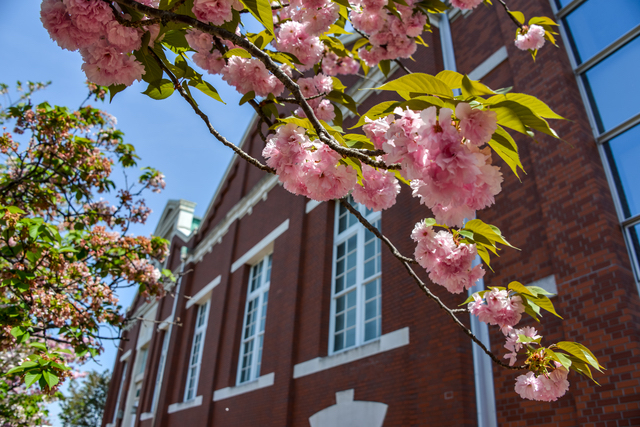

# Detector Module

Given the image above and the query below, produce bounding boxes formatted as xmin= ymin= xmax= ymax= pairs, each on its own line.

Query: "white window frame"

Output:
xmin=236 ymin=254 xmax=272 ymax=385
xmin=150 ymin=330 xmax=169 ymax=412
xmin=183 ymin=300 xmax=209 ymax=402
xmin=111 ymin=361 xmax=128 ymax=423
xmin=551 ymin=0 xmax=640 ymax=286
xmin=329 ymin=199 xmax=382 ymax=355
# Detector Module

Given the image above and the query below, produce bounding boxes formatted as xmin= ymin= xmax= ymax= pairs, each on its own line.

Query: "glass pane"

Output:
xmin=564 ymin=0 xmax=640 ymax=64
xmin=346 ymin=328 xmax=356 ymax=347
xmin=336 ymin=295 xmax=345 ymax=312
xmin=335 ymin=275 xmax=344 ymax=293
xmin=265 ymin=255 xmax=272 ymax=284
xmin=364 ymin=319 xmax=379 ymax=341
xmin=364 ymin=259 xmax=375 ymax=279
xmin=364 ymin=240 xmax=375 ymax=260
xmin=346 ymin=306 xmax=356 ymax=326
xmin=365 ymin=279 xmax=379 ymax=300
xmin=336 ymin=259 xmax=345 ymax=275
xmin=339 ymin=215 xmax=347 ymax=234
xmin=334 ymin=332 xmax=344 ymax=351
xmin=604 ymin=124 xmax=640 ymax=218
xmin=256 ymin=335 xmax=264 ymax=377
xmin=347 ymin=235 xmax=357 ymax=252
xmin=335 ymin=313 xmax=345 ymax=331
xmin=337 ymin=242 xmax=345 ymax=258
xmin=347 ymin=290 xmax=356 ymax=307
xmin=347 ymin=251 xmax=357 ymax=269
xmin=583 ymin=36 xmax=640 ymax=132
xmin=346 ymin=270 xmax=356 ymax=288
xmin=365 ymin=300 xmax=377 ymax=320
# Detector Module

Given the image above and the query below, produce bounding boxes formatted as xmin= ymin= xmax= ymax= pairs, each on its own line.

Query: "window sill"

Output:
xmin=167 ymin=395 xmax=203 ymax=414
xmin=212 ymin=372 xmax=275 ymax=401
xmin=139 ymin=412 xmax=153 ymax=421
xmin=293 ymin=327 xmax=410 ymax=379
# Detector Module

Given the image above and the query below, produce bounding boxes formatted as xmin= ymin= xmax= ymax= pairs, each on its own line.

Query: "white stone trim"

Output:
xmin=106 ymin=424 xmax=115 ymax=427
xmin=134 ymin=373 xmax=144 ymax=383
xmin=119 ymin=349 xmax=132 ymax=362
xmin=186 ymin=275 xmax=222 ymax=309
xmin=139 ymin=412 xmax=153 ymax=421
xmin=306 ymin=200 xmax=322 ymax=214
xmin=293 ymin=327 xmax=409 ymax=379
xmin=167 ymin=395 xmax=203 ymax=414
xmin=468 ymin=46 xmax=508 ymax=81
xmin=157 ymin=314 xmax=173 ymax=331
xmin=230 ymin=220 xmax=289 ymax=273
xmin=190 ymin=175 xmax=280 ymax=264
xmin=212 ymin=373 xmax=275 ymax=401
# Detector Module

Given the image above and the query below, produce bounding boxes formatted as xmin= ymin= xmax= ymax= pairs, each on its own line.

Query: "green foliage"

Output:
xmin=60 ymin=370 xmax=110 ymax=427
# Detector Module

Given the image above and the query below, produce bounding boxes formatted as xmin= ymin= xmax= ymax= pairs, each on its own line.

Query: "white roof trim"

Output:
xmin=293 ymin=327 xmax=410 ymax=379
xmin=230 ymin=219 xmax=289 ymax=273
xmin=189 ymin=175 xmax=280 ymax=264
xmin=119 ymin=349 xmax=132 ymax=362
xmin=157 ymin=314 xmax=173 ymax=331
xmin=185 ymin=275 xmax=222 ymax=309
xmin=212 ymin=373 xmax=275 ymax=401
xmin=167 ymin=395 xmax=203 ymax=414
xmin=468 ymin=46 xmax=508 ymax=81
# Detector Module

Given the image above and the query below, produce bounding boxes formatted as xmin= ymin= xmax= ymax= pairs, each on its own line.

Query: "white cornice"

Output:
xmin=189 ymin=175 xmax=280 ymax=264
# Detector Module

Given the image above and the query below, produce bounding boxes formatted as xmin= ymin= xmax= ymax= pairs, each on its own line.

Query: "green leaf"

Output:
xmin=527 ymin=285 xmax=555 ymax=297
xmin=461 ymin=75 xmax=496 ymax=98
xmin=161 ymin=30 xmax=190 ymax=53
xmin=565 ymin=355 xmax=599 ymax=384
xmin=223 ymin=48 xmax=252 ymax=59
xmin=133 ymin=49 xmax=164 ymax=84
xmin=10 ymin=326 xmax=25 ymax=338
xmin=239 ymin=91 xmax=255 ymax=105
xmin=521 ymin=297 xmax=541 ymax=321
xmin=557 ymin=342 xmax=604 ymax=371
xmin=464 ymin=219 xmax=515 ymax=248
xmin=352 ymin=37 xmax=369 ymax=52
xmin=327 ymin=24 xmax=351 ymax=34
xmin=379 ymin=59 xmax=391 ymax=77
xmin=349 ymin=100 xmax=398 ymax=128
xmin=488 ymin=126 xmax=524 ymax=177
xmin=546 ymin=348 xmax=572 ymax=370
xmin=188 ymin=80 xmax=225 ymax=103
xmin=6 ymin=206 xmax=26 ymax=215
xmin=509 ymin=281 xmax=536 ymax=297
xmin=42 ymin=370 xmax=59 ymax=388
xmin=24 ymin=372 xmax=42 ymax=388
xmin=509 ymin=11 xmax=525 ymax=25
xmin=523 ymin=294 xmax=562 ymax=319
xmin=142 ymin=79 xmax=175 ymax=100
xmin=374 ymin=73 xmax=453 ymax=98
xmin=488 ymin=93 xmax=564 ymax=120
xmin=29 ymin=342 xmax=47 ymax=351
xmin=343 ymin=134 xmax=375 ymax=150
xmin=108 ymin=84 xmax=126 ymax=102
xmin=240 ymin=0 xmax=274 ymax=35
xmin=488 ymin=99 xmax=559 ymax=138
xmin=277 ymin=117 xmax=314 ymax=131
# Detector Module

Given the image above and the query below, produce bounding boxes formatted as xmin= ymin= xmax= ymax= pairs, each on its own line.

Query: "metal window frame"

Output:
xmin=183 ymin=300 xmax=210 ymax=402
xmin=552 ymin=0 xmax=640 ymax=285
xmin=329 ymin=202 xmax=382 ymax=355
xmin=236 ymin=254 xmax=272 ymax=385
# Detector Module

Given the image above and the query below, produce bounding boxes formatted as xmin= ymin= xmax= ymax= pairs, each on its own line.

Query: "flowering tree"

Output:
xmin=0 ymin=81 xmax=172 ymax=409
xmin=35 ymin=0 xmax=605 ymax=403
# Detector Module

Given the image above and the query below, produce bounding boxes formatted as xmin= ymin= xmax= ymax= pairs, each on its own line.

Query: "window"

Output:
xmin=137 ymin=347 xmax=148 ymax=376
xmin=330 ymin=197 xmax=382 ymax=354
xmin=150 ymin=331 xmax=169 ymax=412
xmin=111 ymin=361 xmax=127 ymax=423
xmin=184 ymin=300 xmax=209 ymax=401
xmin=553 ymin=0 xmax=640 ymax=281
xmin=237 ymin=254 xmax=271 ymax=384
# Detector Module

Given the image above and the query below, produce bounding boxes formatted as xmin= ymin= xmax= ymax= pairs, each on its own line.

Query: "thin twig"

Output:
xmin=148 ymin=49 xmax=275 ymax=174
xmin=340 ymin=198 xmax=526 ymax=371
xmin=394 ymin=59 xmax=413 ymax=75
xmin=496 ymin=0 xmax=524 ymax=28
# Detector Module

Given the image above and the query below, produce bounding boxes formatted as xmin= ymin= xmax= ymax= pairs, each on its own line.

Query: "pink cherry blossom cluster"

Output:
xmin=450 ymin=0 xmax=483 ymax=10
xmin=185 ymin=29 xmax=289 ymax=97
xmin=411 ymin=221 xmax=485 ymax=293
xmin=503 ymin=326 xmax=541 ymax=366
xmin=352 ymin=164 xmax=401 ymax=211
xmin=275 ymin=0 xmax=339 ymax=70
xmin=321 ymin=51 xmax=361 ymax=76
xmin=515 ymin=363 xmax=570 ymax=401
xmin=468 ymin=288 xmax=525 ymax=334
xmin=262 ymin=123 xmax=357 ymax=201
xmin=364 ymin=105 xmax=502 ymax=227
xmin=294 ymin=74 xmax=335 ymax=122
xmin=350 ymin=0 xmax=425 ymax=66
xmin=515 ymin=24 xmax=546 ymax=51
xmin=192 ymin=0 xmax=244 ymax=26
xmin=40 ymin=0 xmax=158 ymax=87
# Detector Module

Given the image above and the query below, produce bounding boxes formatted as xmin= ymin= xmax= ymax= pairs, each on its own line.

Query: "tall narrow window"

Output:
xmin=331 ymin=197 xmax=382 ymax=354
xmin=184 ymin=300 xmax=209 ymax=401
xmin=150 ymin=331 xmax=169 ymax=412
xmin=237 ymin=254 xmax=271 ymax=384
xmin=112 ymin=361 xmax=127 ymax=423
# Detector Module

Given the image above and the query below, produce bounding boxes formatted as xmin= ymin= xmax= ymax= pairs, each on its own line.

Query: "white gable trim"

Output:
xmin=230 ymin=219 xmax=289 ymax=273
xmin=306 ymin=200 xmax=322 ymax=214
xmin=186 ymin=275 xmax=222 ymax=309
xmin=119 ymin=349 xmax=132 ymax=363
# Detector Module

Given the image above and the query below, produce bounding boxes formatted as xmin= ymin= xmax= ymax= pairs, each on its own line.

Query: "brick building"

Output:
xmin=102 ymin=1 xmax=640 ymax=426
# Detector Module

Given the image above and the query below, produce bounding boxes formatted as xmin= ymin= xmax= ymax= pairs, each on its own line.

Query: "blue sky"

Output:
xmin=0 ymin=2 xmax=255 ymax=424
